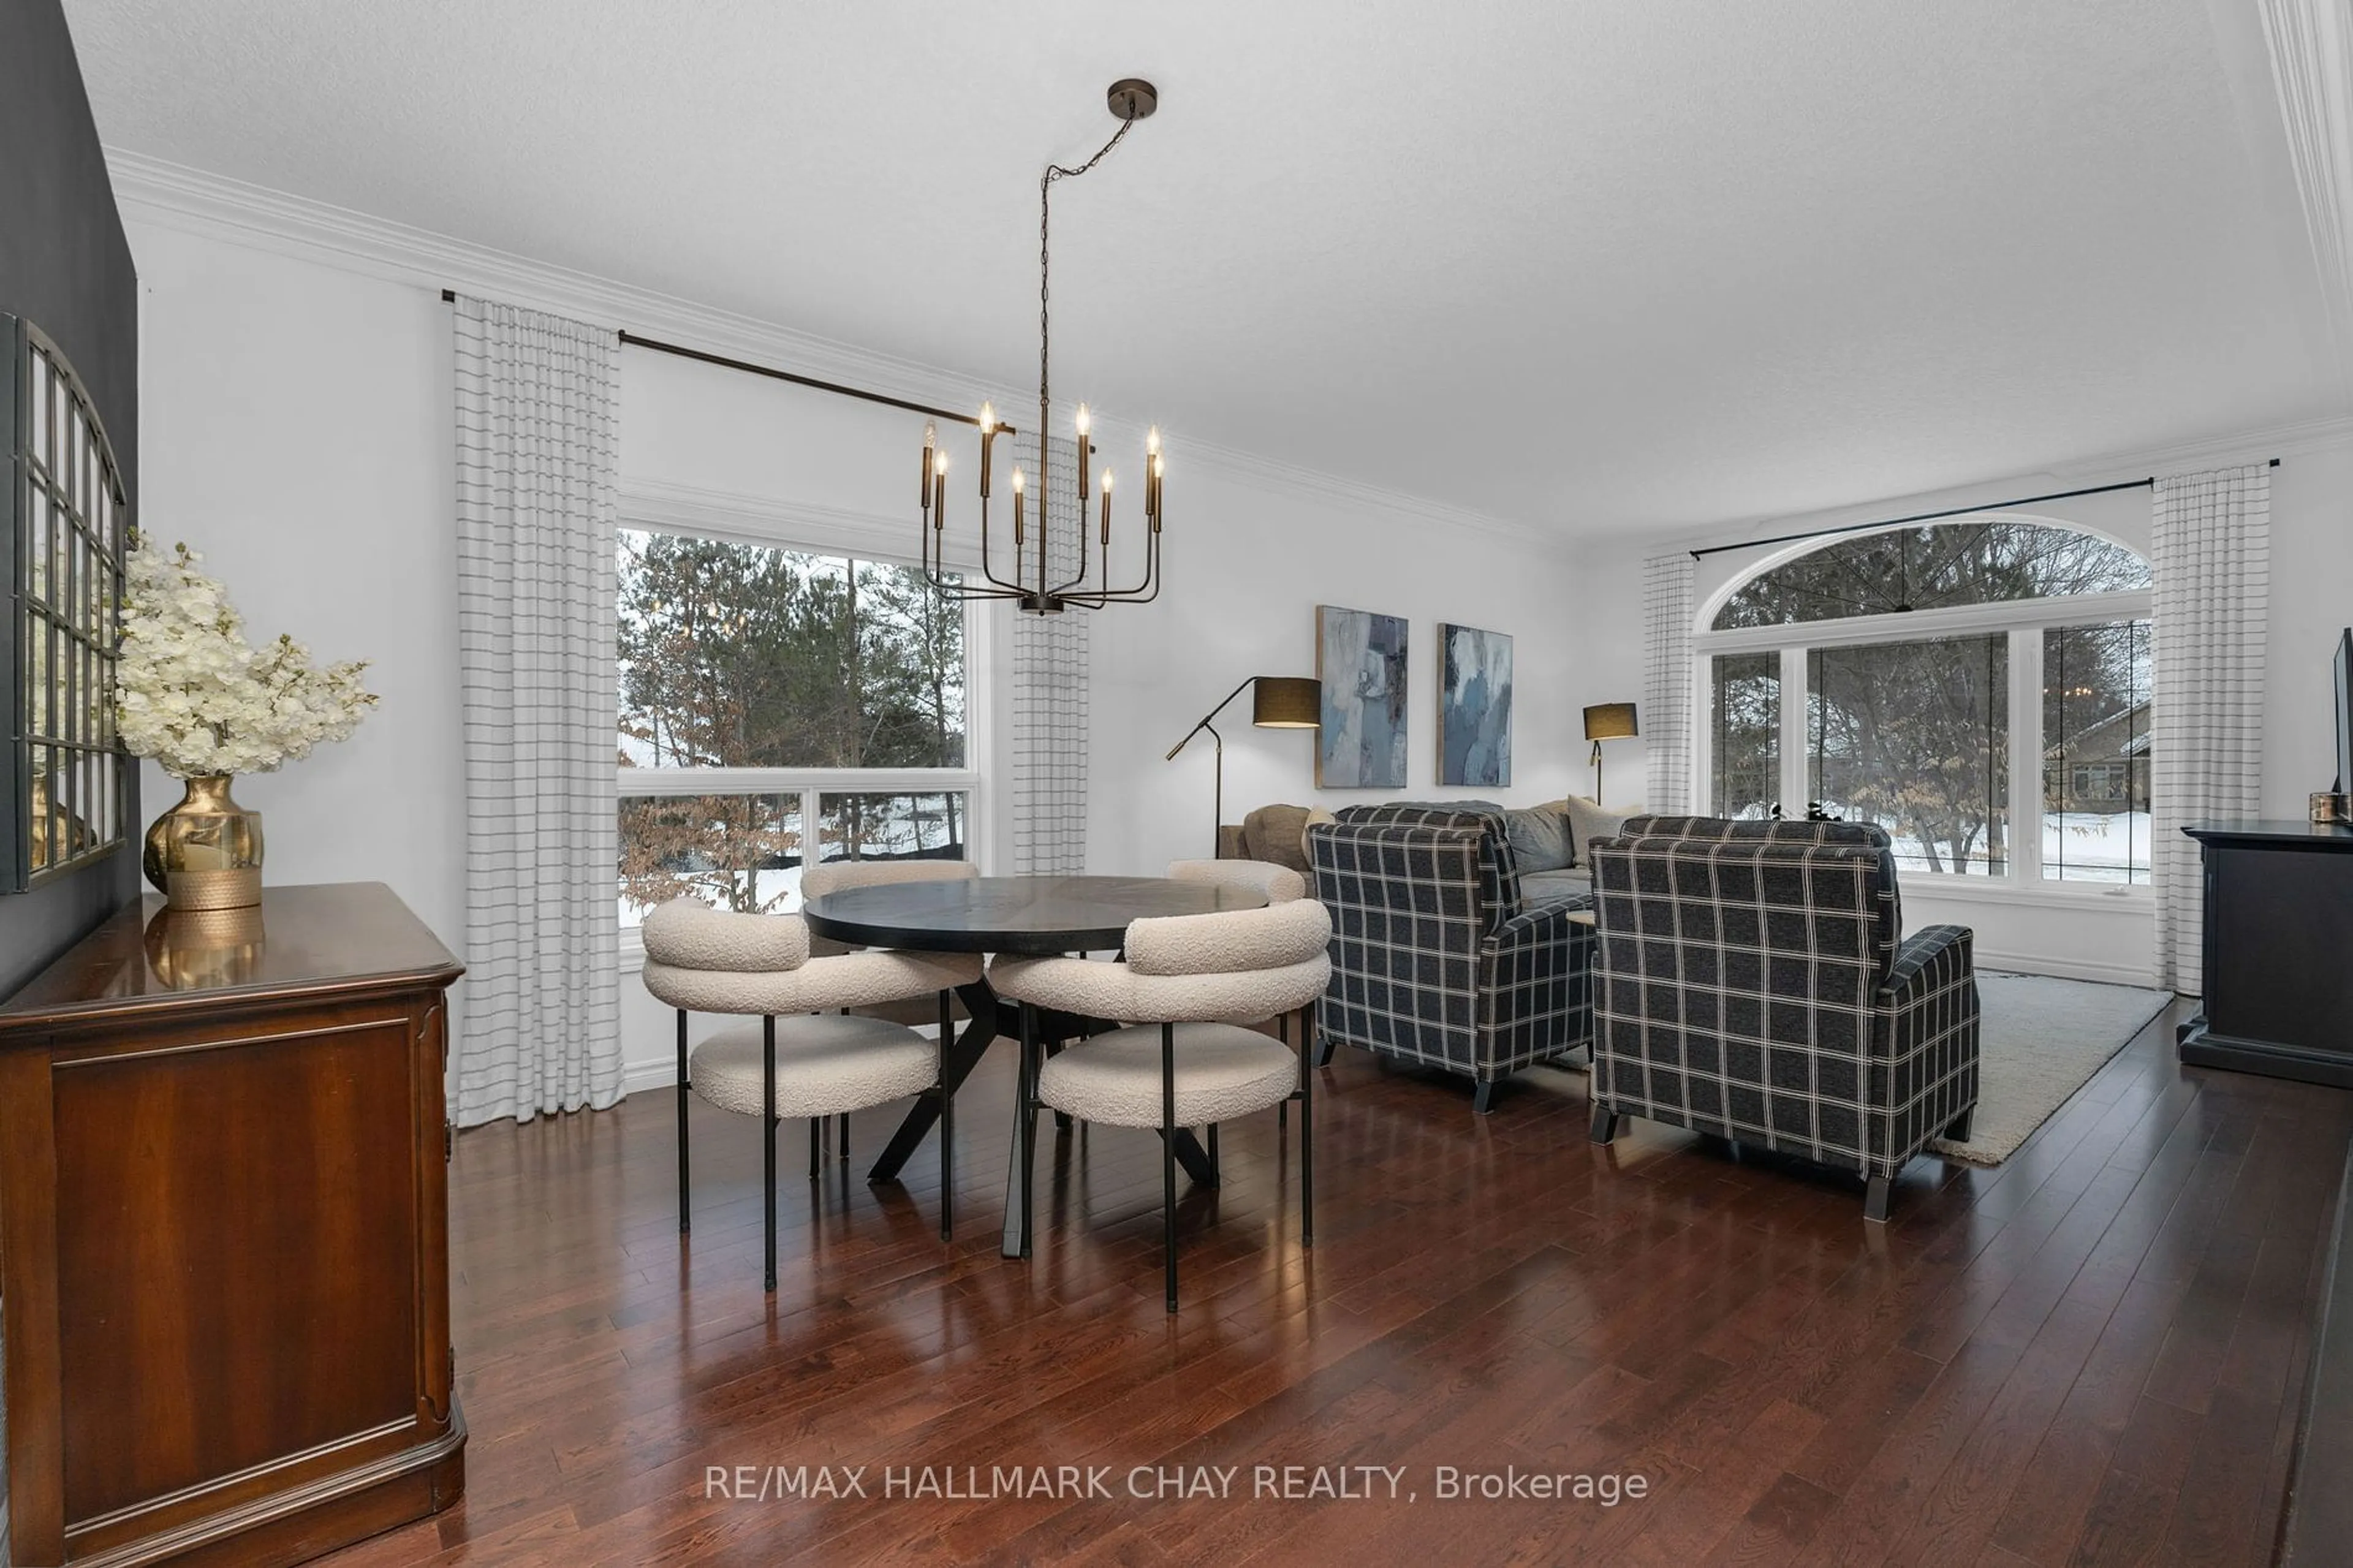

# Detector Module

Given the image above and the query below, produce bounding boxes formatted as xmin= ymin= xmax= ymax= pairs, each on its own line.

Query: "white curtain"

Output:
xmin=2151 ymin=463 xmax=2270 ymax=996
xmin=1642 ymin=552 xmax=1697 ymax=812
xmin=452 ymin=296 xmax=624 ymax=1124
xmin=1009 ymin=432 xmax=1090 ymax=874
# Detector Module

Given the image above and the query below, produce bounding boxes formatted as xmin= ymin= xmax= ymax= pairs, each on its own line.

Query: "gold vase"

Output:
xmin=143 ymin=775 xmax=265 ymax=911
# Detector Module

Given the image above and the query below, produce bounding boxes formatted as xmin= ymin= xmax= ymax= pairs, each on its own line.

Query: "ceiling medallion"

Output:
xmin=919 ymin=79 xmax=1163 ymax=616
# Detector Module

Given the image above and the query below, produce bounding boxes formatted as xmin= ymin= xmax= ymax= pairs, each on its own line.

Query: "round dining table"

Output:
xmin=804 ymin=874 xmax=1268 ymax=1257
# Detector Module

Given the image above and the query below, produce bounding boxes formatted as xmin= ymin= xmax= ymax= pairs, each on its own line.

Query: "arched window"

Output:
xmin=1696 ymin=518 xmax=2152 ymax=887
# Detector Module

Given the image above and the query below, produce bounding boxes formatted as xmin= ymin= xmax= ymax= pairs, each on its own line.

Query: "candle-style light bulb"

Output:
xmin=1074 ymin=403 xmax=1091 ymax=436
xmin=922 ymin=421 xmax=938 ymax=508
xmin=1012 ymin=466 xmax=1026 ymax=545
xmin=977 ymin=402 xmax=995 ymax=496
xmin=1099 ymin=469 xmax=1113 ymax=541
xmin=979 ymin=400 xmax=995 ymax=432
xmin=1146 ymin=425 xmax=1161 ymax=456
xmin=1075 ymin=403 xmax=1092 ymax=502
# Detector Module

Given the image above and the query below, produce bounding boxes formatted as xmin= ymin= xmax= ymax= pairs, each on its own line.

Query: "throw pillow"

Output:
xmin=1501 ymin=805 xmax=1573 ymax=873
xmin=1562 ymin=795 xmax=1629 ymax=866
xmin=1300 ymin=807 xmax=1337 ymax=860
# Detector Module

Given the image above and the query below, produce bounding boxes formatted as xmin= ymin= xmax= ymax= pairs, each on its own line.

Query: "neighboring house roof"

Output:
xmin=2045 ymin=699 xmax=2151 ymax=763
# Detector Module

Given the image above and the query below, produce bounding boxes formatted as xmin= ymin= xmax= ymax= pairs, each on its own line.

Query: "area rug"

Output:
xmin=1930 ymin=972 xmax=2172 ymax=1167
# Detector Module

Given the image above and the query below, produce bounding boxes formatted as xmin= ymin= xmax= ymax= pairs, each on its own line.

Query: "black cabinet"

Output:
xmin=2180 ymin=821 xmax=2353 ymax=1086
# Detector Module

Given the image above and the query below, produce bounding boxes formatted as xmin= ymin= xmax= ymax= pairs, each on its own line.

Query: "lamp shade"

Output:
xmin=1583 ymin=702 xmax=1639 ymax=742
xmin=1252 ymin=676 xmax=1322 ymax=728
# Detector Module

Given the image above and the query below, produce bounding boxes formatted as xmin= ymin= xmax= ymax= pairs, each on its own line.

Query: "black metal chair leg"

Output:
xmin=1207 ymin=1123 xmax=1220 ymax=1184
xmin=808 ymin=1116 xmax=821 ymax=1182
xmin=839 ymin=1112 xmax=851 ymax=1165
xmin=1162 ymin=1021 xmax=1179 ymax=1314
xmin=938 ymin=991 xmax=955 ymax=1243
xmin=1301 ymin=1031 xmax=1314 ymax=1248
xmin=1019 ymin=1003 xmax=1039 ymax=1260
xmin=762 ymin=1016 xmax=778 ymax=1293
xmin=675 ymin=1009 xmax=691 ymax=1235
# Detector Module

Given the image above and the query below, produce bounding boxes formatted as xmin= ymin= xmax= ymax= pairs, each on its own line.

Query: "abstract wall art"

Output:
xmin=1315 ymin=605 xmax=1409 ymax=787
xmin=1439 ymin=623 xmax=1512 ymax=788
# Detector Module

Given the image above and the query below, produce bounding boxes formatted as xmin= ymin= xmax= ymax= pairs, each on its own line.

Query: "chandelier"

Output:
xmin=919 ymin=80 xmax=1164 ymax=616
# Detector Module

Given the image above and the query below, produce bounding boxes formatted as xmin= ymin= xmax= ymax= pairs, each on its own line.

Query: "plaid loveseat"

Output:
xmin=1585 ymin=817 xmax=1980 ymax=1221
xmin=1306 ymin=805 xmax=1594 ymax=1113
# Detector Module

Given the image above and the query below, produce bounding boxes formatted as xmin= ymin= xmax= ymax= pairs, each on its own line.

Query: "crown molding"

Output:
xmin=1602 ymin=411 xmax=2353 ymax=557
xmin=2254 ymin=0 xmax=2353 ymax=390
xmin=105 ymin=148 xmax=1554 ymax=553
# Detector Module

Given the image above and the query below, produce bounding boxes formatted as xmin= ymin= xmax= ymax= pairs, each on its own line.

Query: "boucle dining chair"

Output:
xmin=989 ymin=896 xmax=1332 ymax=1312
xmin=795 ymin=859 xmax=982 ymax=1167
xmin=640 ymin=897 xmax=981 ymax=1290
xmin=1165 ymin=857 xmax=1308 ymax=903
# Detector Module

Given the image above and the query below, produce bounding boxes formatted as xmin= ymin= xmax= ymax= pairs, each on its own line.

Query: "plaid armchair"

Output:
xmin=1585 ymin=817 xmax=1980 ymax=1221
xmin=1306 ymin=805 xmax=1594 ymax=1114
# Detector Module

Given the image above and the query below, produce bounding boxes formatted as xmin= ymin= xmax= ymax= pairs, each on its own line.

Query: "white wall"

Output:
xmin=130 ymin=220 xmax=466 ymax=972
xmin=1571 ymin=440 xmax=2353 ymax=987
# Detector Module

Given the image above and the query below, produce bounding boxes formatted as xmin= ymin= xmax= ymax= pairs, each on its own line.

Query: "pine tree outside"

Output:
xmin=616 ymin=528 xmax=972 ymax=923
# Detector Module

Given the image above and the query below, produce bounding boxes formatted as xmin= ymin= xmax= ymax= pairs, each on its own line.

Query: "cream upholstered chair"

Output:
xmin=641 ymin=897 xmax=980 ymax=1290
xmin=794 ymin=859 xmax=983 ymax=1164
xmin=990 ymin=897 xmax=1332 ymax=1311
xmin=1165 ymin=857 xmax=1307 ymax=903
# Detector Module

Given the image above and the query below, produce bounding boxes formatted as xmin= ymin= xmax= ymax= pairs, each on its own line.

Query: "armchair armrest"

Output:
xmin=1487 ymin=896 xmax=1578 ymax=955
xmin=1882 ymin=923 xmax=1974 ymax=1002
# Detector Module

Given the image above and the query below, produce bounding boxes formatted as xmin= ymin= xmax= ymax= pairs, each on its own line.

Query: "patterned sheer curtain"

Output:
xmin=1009 ymin=431 xmax=1090 ymax=874
xmin=2151 ymin=464 xmax=2270 ymax=996
xmin=452 ymin=296 xmax=624 ymax=1124
xmin=1642 ymin=553 xmax=1697 ymax=812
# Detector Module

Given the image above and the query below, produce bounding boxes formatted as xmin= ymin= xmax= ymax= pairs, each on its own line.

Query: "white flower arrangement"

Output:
xmin=116 ymin=534 xmax=379 ymax=779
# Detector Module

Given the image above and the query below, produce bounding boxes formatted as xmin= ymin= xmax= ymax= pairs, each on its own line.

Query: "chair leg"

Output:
xmin=1018 ymin=1003 xmax=1039 ymax=1260
xmin=1473 ymin=1079 xmax=1497 ymax=1116
xmin=1865 ymin=1175 xmax=1892 ymax=1224
xmin=675 ymin=1009 xmax=691 ymax=1235
xmin=1162 ymin=1021 xmax=1179 ymax=1314
xmin=762 ymin=1016 xmax=778 ymax=1293
xmin=1943 ymin=1108 xmax=1974 ymax=1142
xmin=1590 ymin=1104 xmax=1620 ymax=1144
xmin=839 ymin=1112 xmax=851 ymax=1165
xmin=1301 ymin=1029 xmax=1314 ymax=1249
xmin=1207 ymin=1123 xmax=1221 ymax=1184
xmin=938 ymin=991 xmax=955 ymax=1243
xmin=1277 ymin=1011 xmax=1291 ymax=1135
xmin=808 ymin=1117 xmax=821 ymax=1183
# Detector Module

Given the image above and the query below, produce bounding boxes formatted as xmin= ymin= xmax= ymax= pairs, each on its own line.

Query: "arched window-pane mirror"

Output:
xmin=1711 ymin=519 xmax=2151 ymax=629
xmin=6 ymin=316 xmax=129 ymax=891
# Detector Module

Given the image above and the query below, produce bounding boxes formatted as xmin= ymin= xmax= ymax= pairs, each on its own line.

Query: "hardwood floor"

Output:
xmin=319 ymin=1001 xmax=2352 ymax=1566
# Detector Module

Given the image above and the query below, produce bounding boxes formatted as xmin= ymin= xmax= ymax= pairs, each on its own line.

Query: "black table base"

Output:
xmin=865 ymin=977 xmax=1216 ymax=1257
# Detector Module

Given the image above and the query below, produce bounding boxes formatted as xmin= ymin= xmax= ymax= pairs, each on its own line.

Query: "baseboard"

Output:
xmin=620 ymin=1055 xmax=678 ymax=1097
xmin=1971 ymin=948 xmax=2165 ymax=990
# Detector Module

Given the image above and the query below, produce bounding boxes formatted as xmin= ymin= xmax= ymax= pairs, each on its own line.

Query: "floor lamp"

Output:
xmin=1165 ymin=676 xmax=1322 ymax=855
xmin=1583 ymin=702 xmax=1639 ymax=803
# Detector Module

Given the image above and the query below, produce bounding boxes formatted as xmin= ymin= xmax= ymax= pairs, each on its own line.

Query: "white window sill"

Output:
xmin=1898 ymin=875 xmax=2151 ymax=910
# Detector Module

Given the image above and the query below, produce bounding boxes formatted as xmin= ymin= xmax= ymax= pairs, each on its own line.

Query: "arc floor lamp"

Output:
xmin=1166 ymin=677 xmax=1322 ymax=854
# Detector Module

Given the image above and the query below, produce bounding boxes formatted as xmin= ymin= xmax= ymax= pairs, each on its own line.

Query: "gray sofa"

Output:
xmin=1222 ymin=795 xmax=1632 ymax=909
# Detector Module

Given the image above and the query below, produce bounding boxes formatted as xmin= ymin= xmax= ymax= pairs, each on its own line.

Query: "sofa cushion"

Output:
xmin=1502 ymin=805 xmax=1574 ymax=873
xmin=1240 ymin=804 xmax=1313 ymax=873
xmin=1562 ymin=796 xmax=1629 ymax=866
xmin=1520 ymin=866 xmax=1593 ymax=906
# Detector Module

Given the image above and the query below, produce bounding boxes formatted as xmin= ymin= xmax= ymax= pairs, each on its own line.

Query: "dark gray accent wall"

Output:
xmin=0 ymin=0 xmax=140 ymax=997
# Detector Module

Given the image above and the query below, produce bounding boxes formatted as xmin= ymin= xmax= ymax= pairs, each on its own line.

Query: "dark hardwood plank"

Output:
xmin=305 ymin=999 xmax=2352 ymax=1567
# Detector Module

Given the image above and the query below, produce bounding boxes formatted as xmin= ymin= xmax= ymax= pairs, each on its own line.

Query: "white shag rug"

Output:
xmin=1931 ymin=972 xmax=2172 ymax=1167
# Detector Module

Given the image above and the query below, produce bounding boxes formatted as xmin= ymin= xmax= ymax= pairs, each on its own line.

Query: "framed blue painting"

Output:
xmin=1315 ymin=605 xmax=1409 ymax=787
xmin=1439 ymin=623 xmax=1512 ymax=788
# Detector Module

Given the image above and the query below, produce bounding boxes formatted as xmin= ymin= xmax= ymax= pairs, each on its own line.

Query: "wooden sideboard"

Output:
xmin=0 ymin=882 xmax=465 ymax=1566
xmin=2179 ymin=820 xmax=2353 ymax=1088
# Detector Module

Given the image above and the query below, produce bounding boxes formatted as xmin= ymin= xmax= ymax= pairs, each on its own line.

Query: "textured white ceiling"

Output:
xmin=61 ymin=0 xmax=2344 ymax=536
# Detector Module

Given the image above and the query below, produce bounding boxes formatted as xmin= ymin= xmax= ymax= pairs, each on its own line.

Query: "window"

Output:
xmin=1699 ymin=520 xmax=2152 ymax=887
xmin=616 ymin=529 xmax=975 ymax=926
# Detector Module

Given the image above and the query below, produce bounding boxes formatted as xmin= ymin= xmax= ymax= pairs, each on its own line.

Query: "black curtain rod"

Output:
xmin=438 ymin=289 xmax=1010 ymax=433
xmin=1688 ymin=459 xmax=2279 ymax=560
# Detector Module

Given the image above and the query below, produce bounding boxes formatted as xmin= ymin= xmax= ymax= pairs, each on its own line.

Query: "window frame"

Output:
xmin=1692 ymin=526 xmax=2151 ymax=900
xmin=614 ymin=506 xmax=991 ymax=961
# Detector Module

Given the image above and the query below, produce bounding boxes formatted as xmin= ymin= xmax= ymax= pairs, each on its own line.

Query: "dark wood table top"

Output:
xmin=0 ymin=882 xmax=463 ymax=1036
xmin=803 ymin=874 xmax=1266 ymax=956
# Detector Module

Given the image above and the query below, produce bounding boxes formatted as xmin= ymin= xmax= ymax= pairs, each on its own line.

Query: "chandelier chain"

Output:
xmin=1039 ymin=116 xmax=1134 ymax=434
